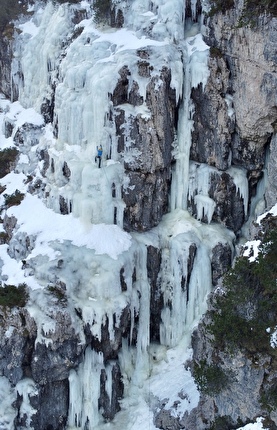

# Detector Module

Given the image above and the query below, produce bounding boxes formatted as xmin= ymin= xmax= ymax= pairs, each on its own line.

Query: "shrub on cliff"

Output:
xmin=0 ymin=0 xmax=28 ymax=32
xmin=193 ymin=359 xmax=232 ymax=395
xmin=238 ymin=0 xmax=277 ymax=26
xmin=0 ymin=283 xmax=28 ymax=307
xmin=208 ymin=0 xmax=234 ymax=16
xmin=0 ymin=148 xmax=19 ymax=178
xmin=93 ymin=0 xmax=112 ymax=23
xmin=207 ymin=225 xmax=277 ymax=354
xmin=209 ymin=0 xmax=277 ymax=21
xmin=4 ymin=189 xmax=25 ymax=208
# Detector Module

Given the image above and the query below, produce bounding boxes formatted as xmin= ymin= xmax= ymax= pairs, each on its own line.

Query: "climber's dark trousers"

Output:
xmin=95 ymin=156 xmax=101 ymax=168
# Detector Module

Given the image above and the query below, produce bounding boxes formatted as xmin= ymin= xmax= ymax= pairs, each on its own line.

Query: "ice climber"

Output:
xmin=95 ymin=145 xmax=103 ymax=168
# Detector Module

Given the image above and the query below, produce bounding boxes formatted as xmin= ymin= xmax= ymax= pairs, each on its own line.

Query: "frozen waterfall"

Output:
xmin=0 ymin=0 xmax=242 ymax=429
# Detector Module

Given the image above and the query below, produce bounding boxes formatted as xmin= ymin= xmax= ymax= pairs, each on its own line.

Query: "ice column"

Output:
xmin=188 ymin=162 xmax=217 ymax=223
xmin=170 ymin=33 xmax=210 ymax=211
xmin=68 ymin=348 xmax=105 ymax=429
xmin=159 ymin=237 xmax=190 ymax=347
xmin=185 ymin=243 xmax=212 ymax=326
xmin=170 ymin=60 xmax=195 ymax=211
xmin=159 ymin=233 xmax=212 ymax=348
xmin=130 ymin=242 xmax=151 ymax=387
xmin=228 ymin=166 xmax=249 ymax=216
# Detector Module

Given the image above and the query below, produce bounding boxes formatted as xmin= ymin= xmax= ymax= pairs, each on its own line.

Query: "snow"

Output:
xmin=0 ymin=377 xmax=17 ymax=430
xmin=236 ymin=417 xmax=268 ymax=430
xmin=257 ymin=202 xmax=277 ymax=223
xmin=270 ymin=327 xmax=277 ymax=348
xmin=243 ymin=239 xmax=261 ymax=262
xmin=82 ymin=27 xmax=168 ymax=53
xmin=0 ymin=171 xmax=27 ymax=196
xmin=243 ymin=202 xmax=277 ymax=262
xmin=18 ymin=19 xmax=39 ymax=38
xmin=6 ymin=193 xmax=132 ymax=261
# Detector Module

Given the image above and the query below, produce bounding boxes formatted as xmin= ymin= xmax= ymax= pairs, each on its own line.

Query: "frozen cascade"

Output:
xmin=158 ymin=210 xmax=233 ymax=348
xmin=19 ymin=3 xmax=75 ymax=111
xmin=159 ymin=235 xmax=194 ymax=347
xmin=0 ymin=0 xmax=242 ymax=428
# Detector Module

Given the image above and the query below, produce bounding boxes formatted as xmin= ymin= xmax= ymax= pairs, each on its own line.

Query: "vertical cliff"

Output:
xmin=0 ymin=0 xmax=276 ymax=429
xmin=186 ymin=1 xmax=277 ymax=429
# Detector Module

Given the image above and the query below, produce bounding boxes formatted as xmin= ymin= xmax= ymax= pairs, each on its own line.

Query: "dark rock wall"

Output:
xmin=0 ymin=36 xmax=13 ymax=99
xmin=113 ymin=65 xmax=177 ymax=231
xmin=190 ymin=12 xmax=277 ymax=233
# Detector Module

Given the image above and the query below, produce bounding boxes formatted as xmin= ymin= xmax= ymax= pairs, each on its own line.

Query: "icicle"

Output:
xmin=190 ymin=0 xmax=198 ymax=21
xmin=188 ymin=162 xmax=216 ymax=223
xmin=68 ymin=348 xmax=105 ymax=430
xmin=68 ymin=369 xmax=83 ymax=428
xmin=227 ymin=166 xmax=249 ymax=216
xmin=194 ymin=194 xmax=216 ymax=223
xmin=185 ymin=244 xmax=212 ymax=327
xmin=159 ymin=236 xmax=192 ymax=347
xmin=105 ymin=363 xmax=114 ymax=406
xmin=16 ymin=379 xmax=38 ymax=429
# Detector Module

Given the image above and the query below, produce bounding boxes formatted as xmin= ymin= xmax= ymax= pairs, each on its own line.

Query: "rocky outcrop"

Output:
xmin=266 ymin=133 xmax=277 ymax=208
xmin=192 ymin=9 xmax=277 ymax=199
xmin=0 ymin=34 xmax=14 ymax=99
xmin=191 ymin=53 xmax=233 ymax=171
xmin=0 ymin=294 xmax=131 ymax=428
xmin=113 ymin=65 xmax=177 ymax=232
xmin=186 ymin=308 xmax=277 ymax=430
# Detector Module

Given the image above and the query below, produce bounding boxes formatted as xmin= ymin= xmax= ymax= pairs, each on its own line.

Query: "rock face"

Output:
xmin=0 ymin=0 xmax=276 ymax=429
xmin=174 ymin=6 xmax=277 ymax=430
xmin=0 ymin=36 xmax=13 ymax=99
xmin=113 ymin=65 xmax=177 ymax=231
xmin=266 ymin=133 xmax=277 ymax=208
xmin=0 ymin=305 xmax=82 ymax=428
xmin=192 ymin=9 xmax=277 ymax=202
xmin=191 ymin=54 xmax=233 ymax=171
xmin=187 ymin=306 xmax=277 ymax=430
